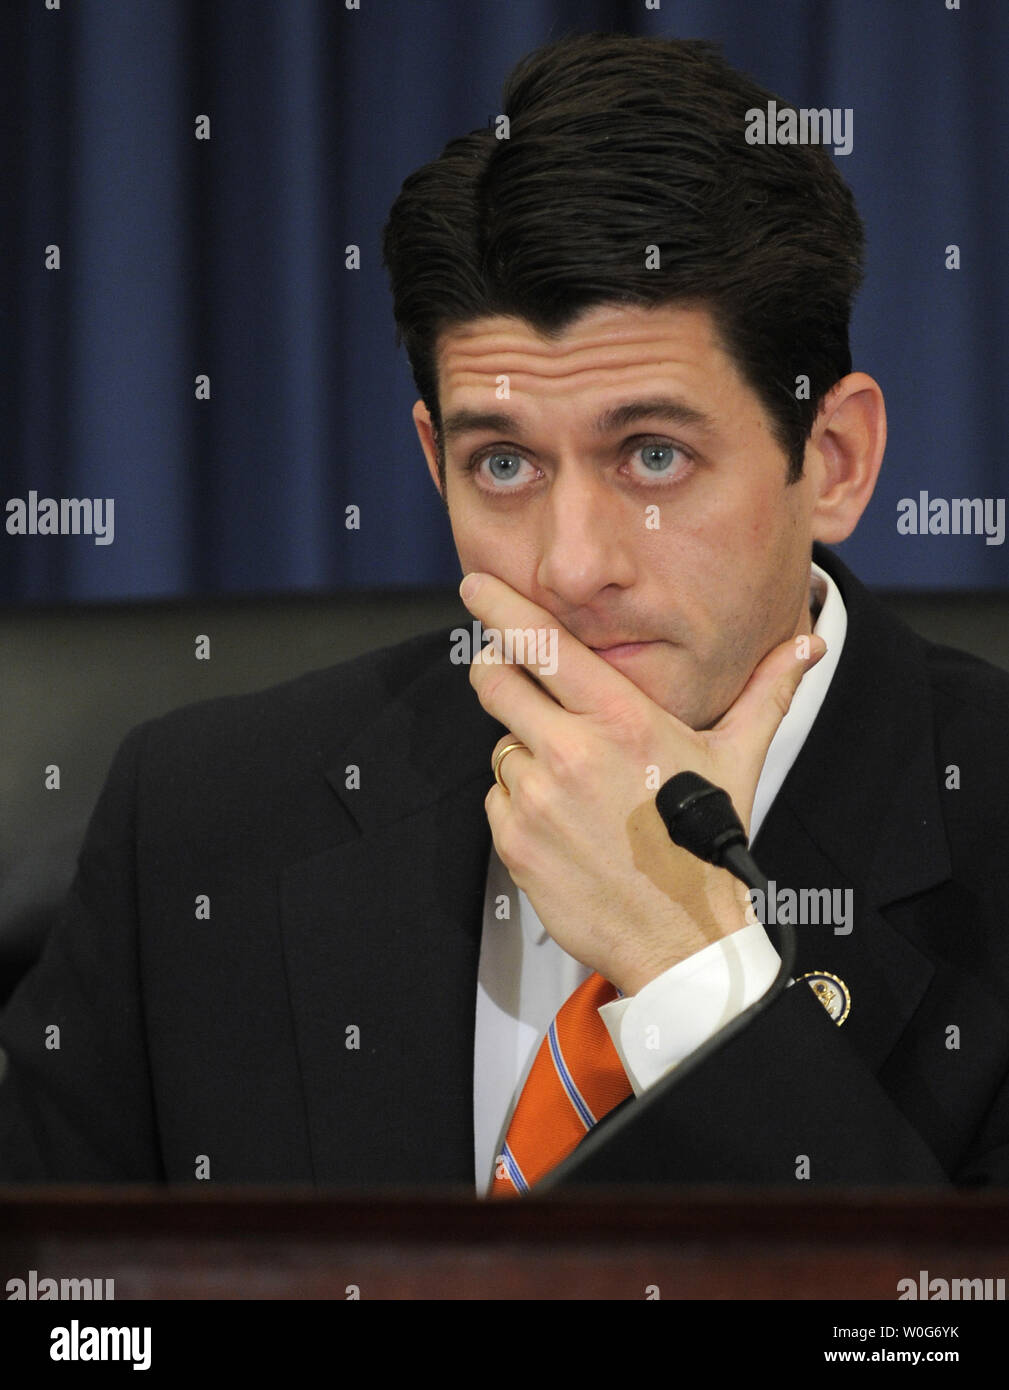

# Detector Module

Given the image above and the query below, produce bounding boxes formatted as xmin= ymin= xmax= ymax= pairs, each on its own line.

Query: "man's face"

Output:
xmin=413 ymin=302 xmax=822 ymax=731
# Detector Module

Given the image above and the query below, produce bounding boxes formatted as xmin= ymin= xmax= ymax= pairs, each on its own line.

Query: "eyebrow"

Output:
xmin=439 ymin=396 xmax=718 ymax=446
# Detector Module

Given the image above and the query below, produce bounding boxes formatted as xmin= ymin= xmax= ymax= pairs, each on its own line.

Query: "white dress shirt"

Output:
xmin=473 ymin=561 xmax=848 ymax=1194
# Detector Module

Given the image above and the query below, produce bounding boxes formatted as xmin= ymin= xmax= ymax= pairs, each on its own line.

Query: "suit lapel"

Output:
xmin=751 ymin=544 xmax=949 ymax=1072
xmin=280 ymin=643 xmax=503 ymax=1185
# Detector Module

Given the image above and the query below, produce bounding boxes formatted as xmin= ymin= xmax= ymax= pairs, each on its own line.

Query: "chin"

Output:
xmin=651 ymin=674 xmax=727 ymax=732
xmin=629 ymin=673 xmax=703 ymax=728
xmin=619 ymin=654 xmax=706 ymax=726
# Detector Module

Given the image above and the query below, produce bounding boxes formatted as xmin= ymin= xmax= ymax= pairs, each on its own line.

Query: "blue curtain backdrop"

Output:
xmin=2 ymin=0 xmax=1006 ymax=601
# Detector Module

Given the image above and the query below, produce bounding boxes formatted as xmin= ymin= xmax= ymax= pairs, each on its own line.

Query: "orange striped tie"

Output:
xmin=491 ymin=972 xmax=633 ymax=1197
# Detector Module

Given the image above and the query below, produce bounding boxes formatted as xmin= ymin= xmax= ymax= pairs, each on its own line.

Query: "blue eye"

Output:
xmin=629 ymin=440 xmax=690 ymax=481
xmin=485 ymin=453 xmax=523 ymax=483
xmin=639 ymin=444 xmax=676 ymax=472
xmin=472 ymin=451 xmax=533 ymax=488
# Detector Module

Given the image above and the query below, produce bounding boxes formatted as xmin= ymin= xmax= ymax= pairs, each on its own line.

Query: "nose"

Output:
xmin=534 ymin=470 xmax=637 ymax=607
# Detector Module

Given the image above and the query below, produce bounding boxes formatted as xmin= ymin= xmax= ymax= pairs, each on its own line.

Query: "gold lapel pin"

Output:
xmin=797 ymin=971 xmax=851 ymax=1025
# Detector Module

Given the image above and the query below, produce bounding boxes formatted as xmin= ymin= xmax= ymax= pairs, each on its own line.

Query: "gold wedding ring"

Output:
xmin=492 ymin=741 xmax=528 ymax=792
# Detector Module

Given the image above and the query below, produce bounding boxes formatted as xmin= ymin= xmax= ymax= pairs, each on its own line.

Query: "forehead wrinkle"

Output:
xmin=440 ymin=345 xmax=717 ymax=414
xmin=435 ymin=307 xmax=740 ymax=444
xmin=440 ymin=350 xmax=722 ymax=444
xmin=440 ymin=393 xmax=718 ymax=446
xmin=438 ymin=316 xmax=727 ymax=392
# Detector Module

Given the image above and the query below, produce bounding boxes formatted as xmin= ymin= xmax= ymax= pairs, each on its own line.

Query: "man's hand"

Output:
xmin=460 ymin=571 xmax=826 ymax=997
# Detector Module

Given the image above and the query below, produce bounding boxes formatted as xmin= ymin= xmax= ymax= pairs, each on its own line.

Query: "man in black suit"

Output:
xmin=2 ymin=33 xmax=1008 ymax=1190
xmin=1 ymin=537 xmax=1007 ymax=1189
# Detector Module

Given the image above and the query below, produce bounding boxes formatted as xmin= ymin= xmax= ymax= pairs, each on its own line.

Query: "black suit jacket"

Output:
xmin=2 ymin=542 xmax=1009 ymax=1188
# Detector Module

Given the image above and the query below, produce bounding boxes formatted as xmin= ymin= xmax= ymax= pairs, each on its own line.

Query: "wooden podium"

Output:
xmin=3 ymin=1186 xmax=1009 ymax=1299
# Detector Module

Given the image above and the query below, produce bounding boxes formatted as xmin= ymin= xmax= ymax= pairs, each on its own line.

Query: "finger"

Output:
xmin=471 ymin=646 xmax=567 ymax=754
xmin=490 ymin=739 xmax=533 ymax=794
xmin=460 ymin=572 xmax=638 ymax=716
xmin=484 ymin=782 xmax=513 ymax=859
xmin=712 ymin=633 xmax=827 ymax=757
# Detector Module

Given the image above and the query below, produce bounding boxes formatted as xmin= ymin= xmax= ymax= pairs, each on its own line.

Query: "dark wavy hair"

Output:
xmin=381 ymin=31 xmax=865 ymax=486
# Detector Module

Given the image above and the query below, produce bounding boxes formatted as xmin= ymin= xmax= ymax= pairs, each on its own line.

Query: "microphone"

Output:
xmin=656 ymin=771 xmax=764 ymax=891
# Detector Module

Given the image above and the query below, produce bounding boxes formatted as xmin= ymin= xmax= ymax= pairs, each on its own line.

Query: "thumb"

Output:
xmin=711 ymin=633 xmax=827 ymax=757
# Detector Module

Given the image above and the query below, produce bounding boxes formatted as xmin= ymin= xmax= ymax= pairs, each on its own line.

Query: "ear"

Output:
xmin=805 ymin=372 xmax=887 ymax=545
xmin=412 ymin=399 xmax=444 ymax=499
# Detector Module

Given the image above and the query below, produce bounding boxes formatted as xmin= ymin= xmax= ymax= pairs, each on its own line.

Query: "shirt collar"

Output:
xmin=749 ymin=559 xmax=848 ymax=841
